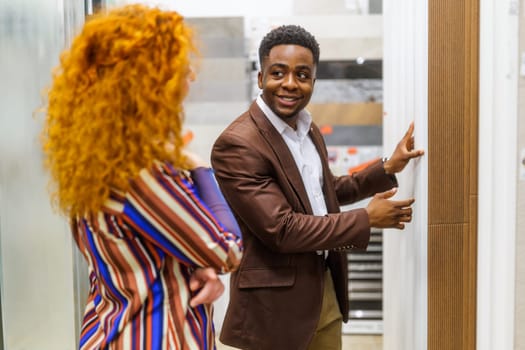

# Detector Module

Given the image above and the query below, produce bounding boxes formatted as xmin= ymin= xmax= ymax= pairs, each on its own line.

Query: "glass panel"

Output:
xmin=0 ymin=291 xmax=3 ymax=349
xmin=0 ymin=0 xmax=84 ymax=348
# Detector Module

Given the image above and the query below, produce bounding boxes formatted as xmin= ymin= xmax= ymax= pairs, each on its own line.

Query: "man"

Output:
xmin=211 ymin=25 xmax=424 ymax=350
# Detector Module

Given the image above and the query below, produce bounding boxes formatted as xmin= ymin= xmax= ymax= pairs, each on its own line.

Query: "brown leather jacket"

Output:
xmin=211 ymin=102 xmax=397 ymax=350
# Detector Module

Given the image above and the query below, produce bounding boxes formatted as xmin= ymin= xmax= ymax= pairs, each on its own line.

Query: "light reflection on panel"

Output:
xmin=0 ymin=0 xmax=84 ymax=348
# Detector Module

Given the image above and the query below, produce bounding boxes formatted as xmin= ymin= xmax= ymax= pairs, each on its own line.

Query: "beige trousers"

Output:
xmin=307 ymin=270 xmax=343 ymax=350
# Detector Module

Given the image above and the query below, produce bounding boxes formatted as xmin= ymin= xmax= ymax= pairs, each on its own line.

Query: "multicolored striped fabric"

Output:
xmin=71 ymin=161 xmax=243 ymax=349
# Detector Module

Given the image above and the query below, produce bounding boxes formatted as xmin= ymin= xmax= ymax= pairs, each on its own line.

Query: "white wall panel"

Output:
xmin=382 ymin=0 xmax=428 ymax=349
xmin=477 ymin=0 xmax=518 ymax=349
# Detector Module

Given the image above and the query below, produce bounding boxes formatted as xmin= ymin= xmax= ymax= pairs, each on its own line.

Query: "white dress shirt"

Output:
xmin=256 ymin=96 xmax=327 ymax=217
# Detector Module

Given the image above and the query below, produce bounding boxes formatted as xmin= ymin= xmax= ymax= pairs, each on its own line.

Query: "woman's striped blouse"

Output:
xmin=71 ymin=162 xmax=243 ymax=349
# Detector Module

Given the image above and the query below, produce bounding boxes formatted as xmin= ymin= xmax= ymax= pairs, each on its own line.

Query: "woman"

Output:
xmin=41 ymin=4 xmax=242 ymax=349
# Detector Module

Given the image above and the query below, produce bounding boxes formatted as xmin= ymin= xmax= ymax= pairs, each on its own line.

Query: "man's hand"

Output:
xmin=189 ymin=267 xmax=225 ymax=307
xmin=366 ymin=188 xmax=415 ymax=229
xmin=384 ymin=122 xmax=425 ymax=174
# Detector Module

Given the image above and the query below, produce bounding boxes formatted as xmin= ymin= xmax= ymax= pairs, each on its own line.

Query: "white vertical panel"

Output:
xmin=477 ymin=0 xmax=518 ymax=349
xmin=0 ymin=0 xmax=84 ymax=348
xmin=382 ymin=0 xmax=428 ymax=349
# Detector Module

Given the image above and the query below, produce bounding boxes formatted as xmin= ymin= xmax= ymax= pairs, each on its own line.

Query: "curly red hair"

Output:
xmin=42 ymin=4 xmax=197 ymax=216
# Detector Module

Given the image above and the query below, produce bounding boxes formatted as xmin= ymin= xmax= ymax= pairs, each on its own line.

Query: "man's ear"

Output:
xmin=257 ymin=71 xmax=263 ymax=89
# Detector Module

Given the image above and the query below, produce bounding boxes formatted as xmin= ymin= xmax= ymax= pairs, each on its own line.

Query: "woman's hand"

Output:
xmin=189 ymin=267 xmax=225 ymax=307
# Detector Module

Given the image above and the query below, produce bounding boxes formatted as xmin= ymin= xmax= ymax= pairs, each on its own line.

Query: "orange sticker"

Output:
xmin=347 ymin=147 xmax=358 ymax=155
xmin=183 ymin=130 xmax=194 ymax=145
xmin=319 ymin=125 xmax=333 ymax=135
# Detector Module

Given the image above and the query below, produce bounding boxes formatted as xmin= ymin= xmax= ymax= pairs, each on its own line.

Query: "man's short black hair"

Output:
xmin=258 ymin=25 xmax=320 ymax=68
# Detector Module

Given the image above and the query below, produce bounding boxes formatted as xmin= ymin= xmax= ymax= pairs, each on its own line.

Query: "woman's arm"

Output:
xmin=190 ymin=167 xmax=242 ymax=238
xmin=123 ymin=162 xmax=242 ymax=273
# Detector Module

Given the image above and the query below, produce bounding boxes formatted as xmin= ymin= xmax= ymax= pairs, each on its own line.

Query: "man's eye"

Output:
xmin=272 ymin=71 xmax=284 ymax=77
xmin=298 ymin=72 xmax=309 ymax=79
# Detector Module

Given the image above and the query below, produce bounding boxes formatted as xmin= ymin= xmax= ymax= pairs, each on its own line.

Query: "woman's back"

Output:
xmin=73 ymin=162 xmax=242 ymax=349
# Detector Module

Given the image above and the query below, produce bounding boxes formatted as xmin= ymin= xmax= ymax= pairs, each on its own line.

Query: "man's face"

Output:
xmin=258 ymin=44 xmax=316 ymax=127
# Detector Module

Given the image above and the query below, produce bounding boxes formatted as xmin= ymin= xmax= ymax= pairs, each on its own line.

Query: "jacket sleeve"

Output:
xmin=212 ymin=129 xmax=377 ymax=253
xmin=332 ymin=159 xmax=398 ymax=205
xmin=122 ymin=162 xmax=242 ymax=273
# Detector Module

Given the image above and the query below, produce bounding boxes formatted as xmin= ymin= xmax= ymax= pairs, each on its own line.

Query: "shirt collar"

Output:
xmin=256 ymin=95 xmax=312 ymax=139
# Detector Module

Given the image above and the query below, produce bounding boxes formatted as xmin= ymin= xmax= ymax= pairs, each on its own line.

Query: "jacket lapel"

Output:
xmin=248 ymin=102 xmax=313 ymax=214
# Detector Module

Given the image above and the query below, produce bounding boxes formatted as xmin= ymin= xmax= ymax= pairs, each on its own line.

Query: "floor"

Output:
xmin=216 ymin=335 xmax=382 ymax=350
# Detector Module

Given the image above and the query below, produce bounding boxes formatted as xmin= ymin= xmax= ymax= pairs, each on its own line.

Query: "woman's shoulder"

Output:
xmin=134 ymin=160 xmax=192 ymax=191
xmin=146 ymin=160 xmax=188 ymax=179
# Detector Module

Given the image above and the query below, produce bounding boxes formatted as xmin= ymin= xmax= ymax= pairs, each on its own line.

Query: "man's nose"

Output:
xmin=282 ymin=73 xmax=297 ymax=89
